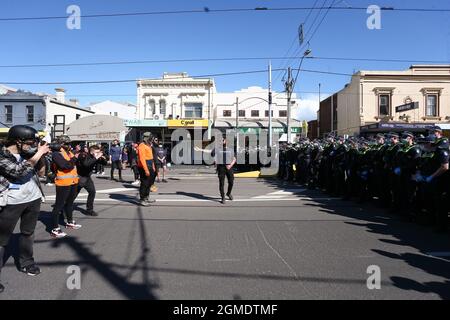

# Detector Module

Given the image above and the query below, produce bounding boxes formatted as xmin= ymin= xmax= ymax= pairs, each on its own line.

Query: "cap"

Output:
xmin=431 ymin=126 xmax=443 ymax=133
xmin=142 ymin=132 xmax=152 ymax=138
xmin=402 ymin=131 xmax=414 ymax=139
xmin=376 ymin=133 xmax=385 ymax=139
xmin=388 ymin=132 xmax=400 ymax=139
xmin=417 ymin=135 xmax=435 ymax=144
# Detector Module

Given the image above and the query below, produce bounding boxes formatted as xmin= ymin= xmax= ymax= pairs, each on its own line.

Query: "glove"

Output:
xmin=425 ymin=176 xmax=434 ymax=183
xmin=394 ymin=167 xmax=401 ymax=176
xmin=414 ymin=174 xmax=424 ymax=183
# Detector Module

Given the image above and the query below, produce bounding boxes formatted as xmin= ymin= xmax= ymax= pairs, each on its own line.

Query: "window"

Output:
xmin=149 ymin=100 xmax=156 ymax=114
xmin=279 ymin=110 xmax=287 ymax=117
xmin=223 ymin=110 xmax=232 ymax=117
xmin=426 ymin=94 xmax=438 ymax=117
xmin=114 ymin=112 xmax=118 ymax=117
xmin=5 ymin=105 xmax=12 ymax=123
xmin=159 ymin=99 xmax=166 ymax=115
xmin=251 ymin=110 xmax=259 ymax=117
xmin=379 ymin=94 xmax=390 ymax=116
xmin=265 ymin=110 xmax=274 ymax=117
xmin=76 ymin=114 xmax=81 ymax=120
xmin=239 ymin=110 xmax=245 ymax=117
xmin=26 ymin=105 xmax=34 ymax=123
xmin=184 ymin=103 xmax=203 ymax=118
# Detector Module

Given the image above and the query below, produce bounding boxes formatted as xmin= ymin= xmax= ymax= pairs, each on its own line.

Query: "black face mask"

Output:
xmin=19 ymin=143 xmax=38 ymax=158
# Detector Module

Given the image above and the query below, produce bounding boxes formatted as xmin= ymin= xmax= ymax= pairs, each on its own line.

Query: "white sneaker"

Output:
xmin=66 ymin=221 xmax=82 ymax=230
xmin=51 ymin=228 xmax=67 ymax=238
xmin=132 ymin=180 xmax=140 ymax=186
xmin=101 ymin=172 xmax=105 ymax=175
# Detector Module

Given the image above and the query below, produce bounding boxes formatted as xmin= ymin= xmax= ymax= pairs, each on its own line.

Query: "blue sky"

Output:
xmin=1 ymin=0 xmax=450 ymax=120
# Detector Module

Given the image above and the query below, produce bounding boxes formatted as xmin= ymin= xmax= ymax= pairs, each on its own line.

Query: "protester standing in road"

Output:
xmin=137 ymin=132 xmax=157 ymax=206
xmin=0 ymin=125 xmax=50 ymax=293
xmin=215 ymin=138 xmax=236 ymax=204
xmin=76 ymin=145 xmax=107 ymax=216
xmin=155 ymin=143 xmax=168 ymax=183
xmin=109 ymin=139 xmax=123 ymax=182
xmin=130 ymin=142 xmax=140 ymax=185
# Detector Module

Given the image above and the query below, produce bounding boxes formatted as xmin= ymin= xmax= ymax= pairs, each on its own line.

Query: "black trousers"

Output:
xmin=110 ymin=160 xmax=122 ymax=180
xmin=217 ymin=166 xmax=234 ymax=198
xmin=0 ymin=198 xmax=41 ymax=278
xmin=138 ymin=167 xmax=156 ymax=200
xmin=131 ymin=165 xmax=140 ymax=181
xmin=95 ymin=163 xmax=104 ymax=173
xmin=77 ymin=176 xmax=96 ymax=212
xmin=52 ymin=184 xmax=78 ymax=229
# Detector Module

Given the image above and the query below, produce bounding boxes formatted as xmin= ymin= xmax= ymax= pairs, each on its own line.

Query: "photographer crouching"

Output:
xmin=75 ymin=144 xmax=107 ymax=216
xmin=0 ymin=125 xmax=50 ymax=294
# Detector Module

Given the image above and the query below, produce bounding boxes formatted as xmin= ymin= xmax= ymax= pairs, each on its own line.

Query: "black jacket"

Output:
xmin=76 ymin=152 xmax=107 ymax=177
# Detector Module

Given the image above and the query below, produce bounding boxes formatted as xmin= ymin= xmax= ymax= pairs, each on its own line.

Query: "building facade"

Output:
xmin=331 ymin=65 xmax=450 ymax=136
xmin=307 ymin=120 xmax=318 ymax=140
xmin=318 ymin=93 xmax=338 ymax=138
xmin=133 ymin=73 xmax=302 ymax=144
xmin=86 ymin=100 xmax=137 ymax=120
xmin=0 ymin=88 xmax=94 ymax=140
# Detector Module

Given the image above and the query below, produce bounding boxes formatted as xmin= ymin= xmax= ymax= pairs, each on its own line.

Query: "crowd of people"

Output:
xmin=0 ymin=126 xmax=169 ymax=293
xmin=278 ymin=126 xmax=450 ymax=234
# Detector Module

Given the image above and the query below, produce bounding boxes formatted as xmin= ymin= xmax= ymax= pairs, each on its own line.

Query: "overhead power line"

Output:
xmin=0 ymin=67 xmax=353 ymax=86
xmin=5 ymin=67 xmax=450 ymax=86
xmin=1 ymin=6 xmax=450 ymax=22
xmin=0 ymin=56 xmax=448 ymax=69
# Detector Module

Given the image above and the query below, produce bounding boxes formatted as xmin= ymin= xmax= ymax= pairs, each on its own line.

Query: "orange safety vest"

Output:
xmin=55 ymin=149 xmax=79 ymax=186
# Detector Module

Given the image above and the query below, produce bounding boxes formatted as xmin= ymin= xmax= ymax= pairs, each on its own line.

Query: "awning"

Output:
xmin=0 ymin=127 xmax=46 ymax=135
xmin=66 ymin=115 xmax=127 ymax=142
xmin=360 ymin=122 xmax=436 ymax=133
xmin=213 ymin=119 xmax=301 ymax=129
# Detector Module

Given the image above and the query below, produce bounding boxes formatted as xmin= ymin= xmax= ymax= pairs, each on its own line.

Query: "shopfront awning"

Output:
xmin=360 ymin=122 xmax=436 ymax=134
xmin=66 ymin=115 xmax=127 ymax=142
xmin=213 ymin=119 xmax=301 ymax=129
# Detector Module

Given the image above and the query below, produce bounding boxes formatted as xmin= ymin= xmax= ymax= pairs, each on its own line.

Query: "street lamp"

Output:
xmin=286 ymin=49 xmax=312 ymax=143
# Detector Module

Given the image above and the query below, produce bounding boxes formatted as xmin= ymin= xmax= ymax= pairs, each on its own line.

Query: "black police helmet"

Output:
xmin=7 ymin=125 xmax=39 ymax=142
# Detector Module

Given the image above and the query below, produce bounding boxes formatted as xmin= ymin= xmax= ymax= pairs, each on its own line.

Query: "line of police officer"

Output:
xmin=278 ymin=126 xmax=449 ymax=233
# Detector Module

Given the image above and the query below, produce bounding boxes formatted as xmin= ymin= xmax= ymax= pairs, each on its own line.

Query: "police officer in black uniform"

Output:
xmin=417 ymin=128 xmax=450 ymax=232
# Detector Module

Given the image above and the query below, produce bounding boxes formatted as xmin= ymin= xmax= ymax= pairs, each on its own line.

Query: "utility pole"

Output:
xmin=285 ymin=67 xmax=293 ymax=143
xmin=236 ymin=96 xmax=239 ymax=151
xmin=207 ymin=79 xmax=212 ymax=140
xmin=268 ymin=61 xmax=273 ymax=147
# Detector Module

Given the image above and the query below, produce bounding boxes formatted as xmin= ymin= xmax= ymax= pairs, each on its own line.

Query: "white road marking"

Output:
xmin=60 ymin=197 xmax=304 ymax=203
xmin=251 ymin=189 xmax=306 ymax=200
xmin=426 ymin=252 xmax=450 ymax=257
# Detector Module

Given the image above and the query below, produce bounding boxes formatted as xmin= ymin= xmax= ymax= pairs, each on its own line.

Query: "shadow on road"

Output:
xmin=2 ymin=205 xmax=159 ymax=299
xmin=260 ymin=177 xmax=450 ymax=299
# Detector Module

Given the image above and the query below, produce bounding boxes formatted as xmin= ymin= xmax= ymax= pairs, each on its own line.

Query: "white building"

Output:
xmin=137 ymin=72 xmax=215 ymax=121
xmin=133 ymin=73 xmax=302 ymax=143
xmin=0 ymin=88 xmax=94 ymax=140
xmin=86 ymin=100 xmax=137 ymax=120
xmin=0 ymin=84 xmax=17 ymax=95
xmin=214 ymin=86 xmax=300 ymax=125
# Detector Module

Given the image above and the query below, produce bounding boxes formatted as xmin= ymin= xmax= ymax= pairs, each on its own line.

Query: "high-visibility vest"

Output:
xmin=55 ymin=149 xmax=79 ymax=186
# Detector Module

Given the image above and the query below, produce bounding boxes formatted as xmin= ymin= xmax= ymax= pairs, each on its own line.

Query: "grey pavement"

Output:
xmin=1 ymin=172 xmax=449 ymax=300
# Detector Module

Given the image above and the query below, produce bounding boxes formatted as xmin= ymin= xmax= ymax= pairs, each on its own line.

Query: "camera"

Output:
xmin=45 ymin=142 xmax=61 ymax=151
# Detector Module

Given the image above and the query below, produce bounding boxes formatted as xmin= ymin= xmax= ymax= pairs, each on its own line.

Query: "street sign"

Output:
xmin=395 ymin=102 xmax=419 ymax=113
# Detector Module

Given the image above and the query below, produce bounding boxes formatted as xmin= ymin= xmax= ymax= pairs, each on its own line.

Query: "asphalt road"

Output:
xmin=1 ymin=171 xmax=449 ymax=300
